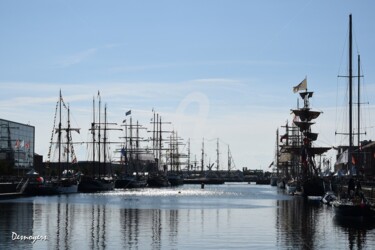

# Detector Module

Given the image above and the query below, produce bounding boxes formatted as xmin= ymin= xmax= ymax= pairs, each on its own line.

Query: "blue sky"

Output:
xmin=1 ymin=1 xmax=375 ymax=170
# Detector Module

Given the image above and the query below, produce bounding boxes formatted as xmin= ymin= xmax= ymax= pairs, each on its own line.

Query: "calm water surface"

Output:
xmin=0 ymin=183 xmax=374 ymax=249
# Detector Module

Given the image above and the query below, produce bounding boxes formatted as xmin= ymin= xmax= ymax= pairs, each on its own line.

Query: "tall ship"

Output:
xmin=24 ymin=90 xmax=80 ymax=195
xmin=115 ymin=114 xmax=149 ymax=189
xmin=146 ymin=112 xmax=171 ymax=187
xmin=78 ymin=92 xmax=115 ymax=192
xmin=281 ymin=78 xmax=331 ymax=197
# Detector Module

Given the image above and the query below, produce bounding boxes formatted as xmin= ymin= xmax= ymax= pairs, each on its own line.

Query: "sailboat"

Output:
xmin=146 ymin=112 xmax=171 ymax=187
xmin=78 ymin=93 xmax=115 ymax=192
xmin=166 ymin=131 xmax=184 ymax=186
xmin=115 ymin=116 xmax=148 ymax=189
xmin=54 ymin=92 xmax=80 ymax=194
xmin=332 ymin=14 xmax=375 ymax=218
xmin=25 ymin=91 xmax=80 ymax=195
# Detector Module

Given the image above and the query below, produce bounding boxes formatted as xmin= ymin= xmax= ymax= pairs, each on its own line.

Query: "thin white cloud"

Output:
xmin=56 ymin=48 xmax=98 ymax=67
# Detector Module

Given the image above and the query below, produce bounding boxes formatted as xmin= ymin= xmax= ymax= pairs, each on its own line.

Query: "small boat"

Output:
xmin=332 ymin=196 xmax=375 ymax=218
xmin=322 ymin=191 xmax=337 ymax=205
xmin=285 ymin=180 xmax=298 ymax=195
xmin=23 ymin=177 xmax=60 ymax=196
xmin=56 ymin=176 xmax=79 ymax=194
xmin=22 ymin=169 xmax=79 ymax=195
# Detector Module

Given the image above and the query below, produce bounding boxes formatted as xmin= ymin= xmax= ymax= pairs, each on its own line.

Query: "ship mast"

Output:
xmin=357 ymin=54 xmax=360 ymax=150
xmin=58 ymin=90 xmax=62 ymax=180
xmin=348 ymin=14 xmax=353 ymax=175
xmin=216 ymin=138 xmax=220 ymax=171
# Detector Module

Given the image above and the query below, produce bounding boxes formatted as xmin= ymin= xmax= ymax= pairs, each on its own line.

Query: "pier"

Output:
xmin=0 ymin=192 xmax=23 ymax=200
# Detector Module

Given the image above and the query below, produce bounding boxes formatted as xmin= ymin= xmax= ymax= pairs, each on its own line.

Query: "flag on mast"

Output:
xmin=293 ymin=78 xmax=307 ymax=93
xmin=125 ymin=110 xmax=131 ymax=116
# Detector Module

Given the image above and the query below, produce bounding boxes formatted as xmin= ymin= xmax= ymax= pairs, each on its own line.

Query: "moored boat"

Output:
xmin=322 ymin=191 xmax=337 ymax=205
xmin=288 ymin=80 xmax=331 ymax=197
xmin=332 ymin=197 xmax=375 ymax=218
xmin=285 ymin=180 xmax=298 ymax=195
xmin=332 ymin=15 xmax=375 ymax=219
xmin=147 ymin=172 xmax=171 ymax=187
xmin=115 ymin=174 xmax=147 ymax=189
xmin=167 ymin=173 xmax=184 ymax=186
xmin=78 ymin=175 xmax=114 ymax=192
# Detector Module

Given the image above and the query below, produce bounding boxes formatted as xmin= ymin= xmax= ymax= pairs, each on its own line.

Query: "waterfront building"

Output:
xmin=0 ymin=118 xmax=35 ymax=175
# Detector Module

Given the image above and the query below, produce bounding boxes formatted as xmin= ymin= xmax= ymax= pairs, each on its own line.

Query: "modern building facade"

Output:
xmin=0 ymin=118 xmax=35 ymax=172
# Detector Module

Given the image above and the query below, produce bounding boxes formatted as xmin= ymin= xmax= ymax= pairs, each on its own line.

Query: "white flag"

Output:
xmin=293 ymin=78 xmax=307 ymax=93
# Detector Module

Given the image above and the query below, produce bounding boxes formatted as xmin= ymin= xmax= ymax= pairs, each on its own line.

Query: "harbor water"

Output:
xmin=0 ymin=183 xmax=374 ymax=249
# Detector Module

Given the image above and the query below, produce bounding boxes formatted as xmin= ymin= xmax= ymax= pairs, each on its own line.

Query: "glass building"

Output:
xmin=0 ymin=118 xmax=35 ymax=170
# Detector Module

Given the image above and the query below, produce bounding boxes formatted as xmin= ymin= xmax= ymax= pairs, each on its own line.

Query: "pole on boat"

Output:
xmin=58 ymin=90 xmax=62 ymax=180
xmin=357 ymin=54 xmax=361 ymax=169
xmin=348 ymin=14 xmax=353 ymax=176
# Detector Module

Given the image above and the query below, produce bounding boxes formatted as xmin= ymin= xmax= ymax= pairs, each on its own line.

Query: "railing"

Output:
xmin=16 ymin=178 xmax=24 ymax=190
xmin=19 ymin=178 xmax=29 ymax=194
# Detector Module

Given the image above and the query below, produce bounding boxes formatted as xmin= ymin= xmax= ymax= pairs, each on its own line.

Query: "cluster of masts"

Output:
xmin=47 ymin=90 xmax=236 ymax=173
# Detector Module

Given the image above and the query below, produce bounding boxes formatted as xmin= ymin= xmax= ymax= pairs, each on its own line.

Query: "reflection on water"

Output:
xmin=333 ymin=215 xmax=375 ymax=250
xmin=0 ymin=184 xmax=374 ymax=249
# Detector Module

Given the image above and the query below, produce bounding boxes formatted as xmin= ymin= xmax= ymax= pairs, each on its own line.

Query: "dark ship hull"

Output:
xmin=78 ymin=176 xmax=115 ymax=192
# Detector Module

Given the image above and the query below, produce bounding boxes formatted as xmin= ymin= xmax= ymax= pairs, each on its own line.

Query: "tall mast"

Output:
xmin=169 ymin=131 xmax=173 ymax=171
xmin=153 ymin=111 xmax=156 ymax=157
xmin=104 ymin=104 xmax=107 ymax=170
xmin=156 ymin=113 xmax=159 ymax=167
xmin=227 ymin=145 xmax=231 ymax=172
xmin=348 ymin=14 xmax=353 ymax=175
xmin=201 ymin=138 xmax=204 ymax=172
xmin=187 ymin=138 xmax=190 ymax=171
xmin=136 ymin=120 xmax=139 ymax=163
xmin=216 ymin=138 xmax=220 ymax=171
xmin=92 ymin=96 xmax=96 ymax=177
xmin=159 ymin=115 xmax=162 ymax=170
xmin=66 ymin=104 xmax=70 ymax=171
xmin=276 ymin=128 xmax=279 ymax=175
xmin=58 ymin=90 xmax=62 ymax=180
xmin=130 ymin=116 xmax=133 ymax=165
xmin=357 ymin=54 xmax=361 ymax=149
xmin=98 ymin=93 xmax=101 ymax=178
xmin=176 ymin=131 xmax=179 ymax=171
